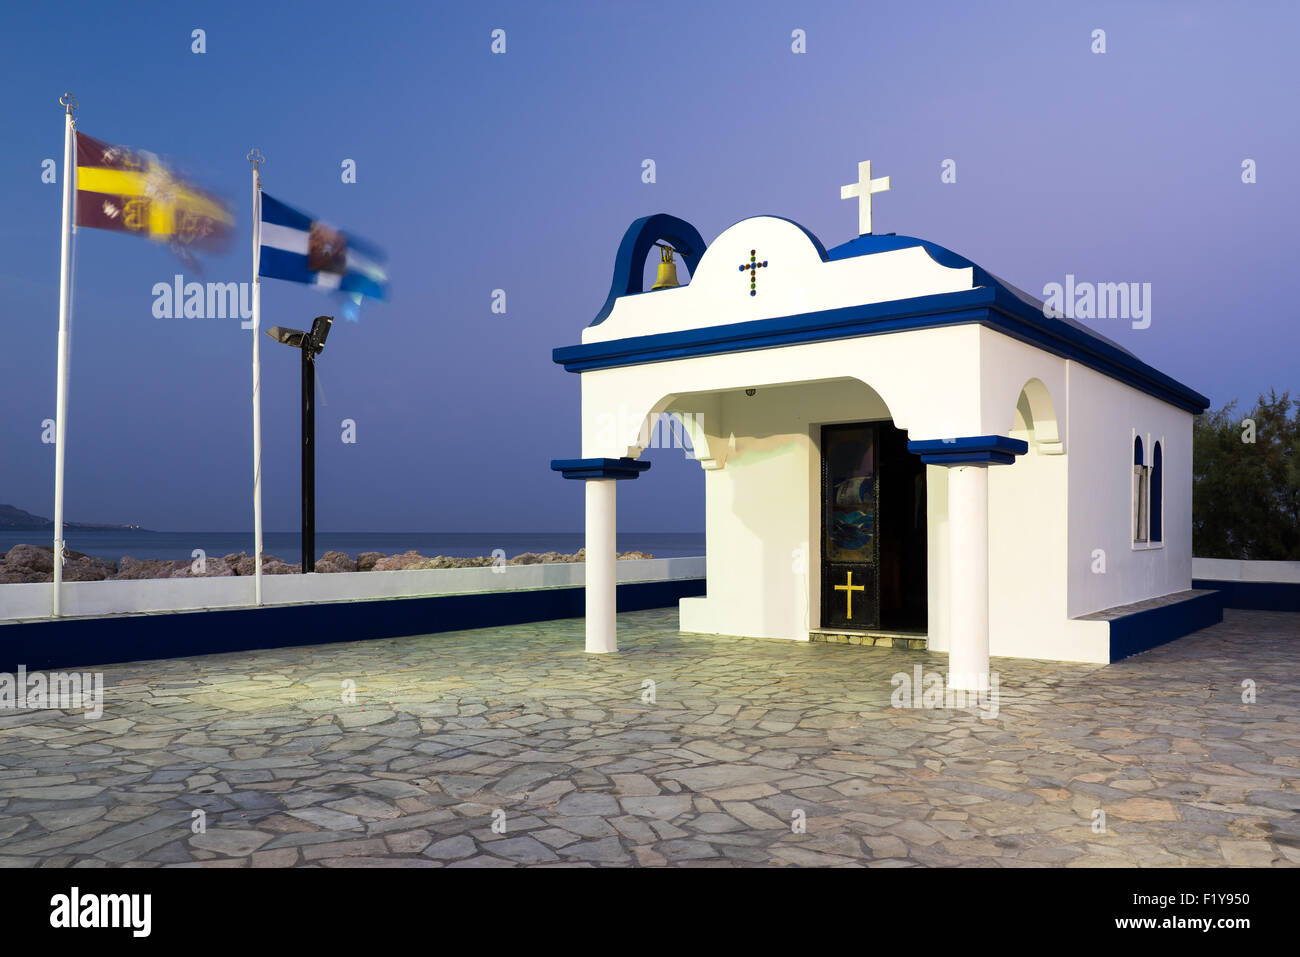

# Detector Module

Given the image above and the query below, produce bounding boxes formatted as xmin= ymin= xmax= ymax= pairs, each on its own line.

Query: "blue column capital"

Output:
xmin=906 ymin=435 xmax=1029 ymax=466
xmin=550 ymin=457 xmax=652 ymax=480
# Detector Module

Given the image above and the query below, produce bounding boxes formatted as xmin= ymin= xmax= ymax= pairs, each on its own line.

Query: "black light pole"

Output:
xmin=301 ymin=337 xmax=315 ymax=572
xmin=267 ymin=316 xmax=333 ymax=573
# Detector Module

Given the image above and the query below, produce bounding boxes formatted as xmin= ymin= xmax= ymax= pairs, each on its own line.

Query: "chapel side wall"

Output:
xmin=987 ymin=446 xmax=1072 ymax=658
xmin=1065 ymin=364 xmax=1195 ymax=618
xmin=975 ymin=329 xmax=1076 ymax=659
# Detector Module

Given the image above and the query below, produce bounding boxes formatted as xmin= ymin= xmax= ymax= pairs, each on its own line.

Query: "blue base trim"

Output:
xmin=0 ymin=578 xmax=707 ymax=674
xmin=551 ymin=457 xmax=651 ymax=480
xmin=1107 ymin=591 xmax=1224 ymax=662
xmin=907 ymin=435 xmax=1029 ymax=466
xmin=1192 ymin=579 xmax=1300 ymax=612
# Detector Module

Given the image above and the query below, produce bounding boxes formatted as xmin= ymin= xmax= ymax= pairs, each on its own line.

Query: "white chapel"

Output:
xmin=552 ymin=162 xmax=1216 ymax=688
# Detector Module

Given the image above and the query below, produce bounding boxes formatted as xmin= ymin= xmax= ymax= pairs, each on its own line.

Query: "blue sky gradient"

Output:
xmin=2 ymin=1 xmax=1296 ymax=533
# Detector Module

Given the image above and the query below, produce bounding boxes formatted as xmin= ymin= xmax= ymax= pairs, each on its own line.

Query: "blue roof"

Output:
xmin=827 ymin=233 xmax=1142 ymax=361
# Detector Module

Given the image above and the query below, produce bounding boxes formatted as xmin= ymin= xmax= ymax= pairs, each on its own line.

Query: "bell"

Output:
xmin=651 ymin=245 xmax=680 ymax=290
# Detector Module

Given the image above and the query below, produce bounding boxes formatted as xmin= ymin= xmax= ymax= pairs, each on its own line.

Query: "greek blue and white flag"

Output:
xmin=258 ymin=193 xmax=388 ymax=304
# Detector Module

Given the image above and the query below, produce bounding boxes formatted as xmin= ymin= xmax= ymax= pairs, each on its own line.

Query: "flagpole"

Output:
xmin=52 ymin=93 xmax=77 ymax=618
xmin=248 ymin=149 xmax=265 ymax=606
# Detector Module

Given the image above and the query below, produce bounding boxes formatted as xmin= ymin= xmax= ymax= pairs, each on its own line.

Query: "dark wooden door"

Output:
xmin=876 ymin=422 xmax=928 ymax=632
xmin=820 ymin=422 xmax=928 ymax=632
xmin=821 ymin=423 xmax=880 ymax=629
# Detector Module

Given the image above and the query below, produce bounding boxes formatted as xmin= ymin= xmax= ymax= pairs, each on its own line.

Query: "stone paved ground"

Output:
xmin=1 ymin=608 xmax=1297 ymax=867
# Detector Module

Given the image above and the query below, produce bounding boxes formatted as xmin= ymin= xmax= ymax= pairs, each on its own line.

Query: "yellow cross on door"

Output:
xmin=834 ymin=570 xmax=866 ymax=620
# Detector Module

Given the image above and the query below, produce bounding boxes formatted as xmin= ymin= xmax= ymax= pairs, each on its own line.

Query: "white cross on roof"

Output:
xmin=840 ymin=160 xmax=891 ymax=235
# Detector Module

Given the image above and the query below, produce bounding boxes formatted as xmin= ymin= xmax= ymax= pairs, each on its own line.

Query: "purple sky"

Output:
xmin=2 ymin=1 xmax=1296 ymax=534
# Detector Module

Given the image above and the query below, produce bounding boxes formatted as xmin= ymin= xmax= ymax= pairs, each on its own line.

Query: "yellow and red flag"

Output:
xmin=75 ymin=132 xmax=233 ymax=252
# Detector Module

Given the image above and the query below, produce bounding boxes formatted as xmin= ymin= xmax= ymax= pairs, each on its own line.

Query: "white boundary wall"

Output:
xmin=1192 ymin=558 xmax=1300 ymax=583
xmin=0 ymin=557 xmax=705 ymax=624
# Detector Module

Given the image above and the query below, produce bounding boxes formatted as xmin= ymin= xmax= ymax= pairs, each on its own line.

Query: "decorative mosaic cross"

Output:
xmin=738 ymin=249 xmax=768 ymax=296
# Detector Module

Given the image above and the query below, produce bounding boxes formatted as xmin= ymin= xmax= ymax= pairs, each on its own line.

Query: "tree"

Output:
xmin=1193 ymin=390 xmax=1300 ymax=559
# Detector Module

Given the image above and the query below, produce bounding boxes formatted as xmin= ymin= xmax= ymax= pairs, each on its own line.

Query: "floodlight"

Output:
xmin=266 ymin=326 xmax=307 ymax=348
xmin=309 ymin=315 xmax=333 ymax=353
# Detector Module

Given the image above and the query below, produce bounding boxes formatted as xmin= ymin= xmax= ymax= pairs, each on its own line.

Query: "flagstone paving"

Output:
xmin=0 ymin=607 xmax=1296 ymax=867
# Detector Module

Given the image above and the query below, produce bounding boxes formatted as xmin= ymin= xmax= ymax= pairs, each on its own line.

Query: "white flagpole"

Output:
xmin=248 ymin=149 xmax=265 ymax=605
xmin=52 ymin=93 xmax=77 ymax=618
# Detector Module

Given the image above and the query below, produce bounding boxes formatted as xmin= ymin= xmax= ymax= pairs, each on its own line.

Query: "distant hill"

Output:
xmin=0 ymin=504 xmax=147 ymax=532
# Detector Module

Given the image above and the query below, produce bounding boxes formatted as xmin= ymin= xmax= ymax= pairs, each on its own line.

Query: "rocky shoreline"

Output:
xmin=0 ymin=544 xmax=653 ymax=584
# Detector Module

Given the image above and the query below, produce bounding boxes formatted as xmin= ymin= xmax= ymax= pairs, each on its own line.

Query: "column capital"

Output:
xmin=551 ymin=457 xmax=651 ymax=481
xmin=906 ymin=435 xmax=1029 ymax=466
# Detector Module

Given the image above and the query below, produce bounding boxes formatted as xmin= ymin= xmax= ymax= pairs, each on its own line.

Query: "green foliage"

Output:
xmin=1193 ymin=390 xmax=1300 ymax=559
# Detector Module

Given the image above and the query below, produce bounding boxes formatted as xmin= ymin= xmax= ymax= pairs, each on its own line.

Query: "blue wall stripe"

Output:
xmin=0 ymin=579 xmax=706 ymax=674
xmin=1107 ymin=591 xmax=1224 ymax=662
xmin=1192 ymin=578 xmax=1300 ymax=613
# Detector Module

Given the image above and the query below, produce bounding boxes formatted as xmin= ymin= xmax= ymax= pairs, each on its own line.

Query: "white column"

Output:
xmin=947 ymin=464 xmax=989 ymax=691
xmin=585 ymin=478 xmax=618 ymax=653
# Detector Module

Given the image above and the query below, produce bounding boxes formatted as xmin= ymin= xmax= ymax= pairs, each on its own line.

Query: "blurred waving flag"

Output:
xmin=75 ymin=132 xmax=233 ymax=254
xmin=258 ymin=193 xmax=388 ymax=314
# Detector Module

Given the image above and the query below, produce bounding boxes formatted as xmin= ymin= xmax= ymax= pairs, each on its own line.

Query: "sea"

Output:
xmin=0 ymin=530 xmax=706 ymax=564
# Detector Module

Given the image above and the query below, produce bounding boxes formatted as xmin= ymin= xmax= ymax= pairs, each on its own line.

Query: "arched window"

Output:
xmin=1133 ymin=436 xmax=1149 ymax=543
xmin=1150 ymin=441 xmax=1163 ymax=543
